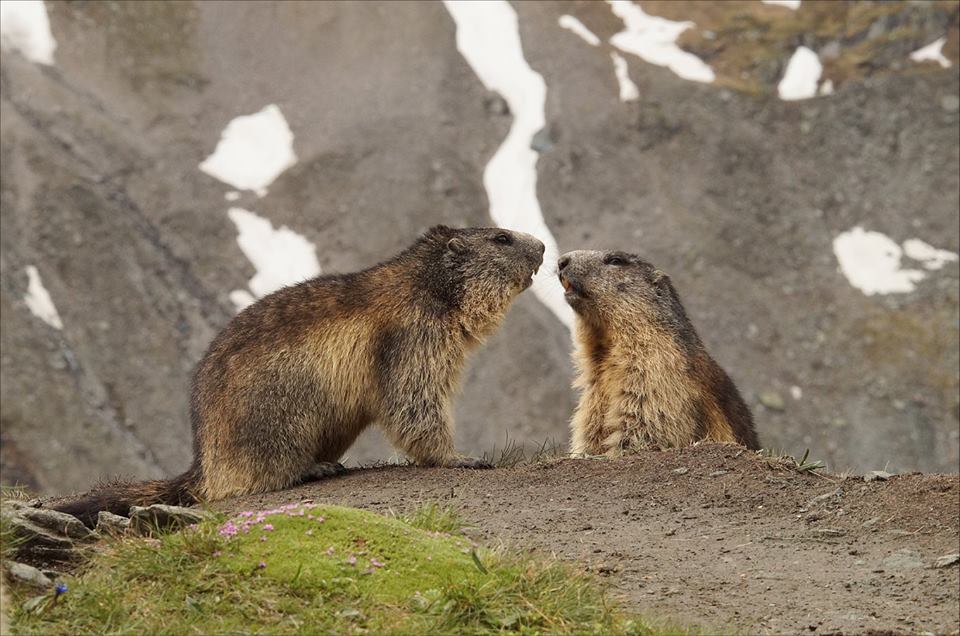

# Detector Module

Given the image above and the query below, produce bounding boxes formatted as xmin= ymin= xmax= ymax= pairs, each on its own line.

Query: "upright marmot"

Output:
xmin=558 ymin=250 xmax=759 ymax=455
xmin=57 ymin=226 xmax=544 ymax=526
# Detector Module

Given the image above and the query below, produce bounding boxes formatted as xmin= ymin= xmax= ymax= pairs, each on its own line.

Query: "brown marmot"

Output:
xmin=56 ymin=226 xmax=544 ymax=526
xmin=558 ymin=250 xmax=759 ymax=455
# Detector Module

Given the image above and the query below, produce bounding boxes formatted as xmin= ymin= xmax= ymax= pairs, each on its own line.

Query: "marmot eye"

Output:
xmin=494 ymin=233 xmax=513 ymax=245
xmin=604 ymin=255 xmax=627 ymax=266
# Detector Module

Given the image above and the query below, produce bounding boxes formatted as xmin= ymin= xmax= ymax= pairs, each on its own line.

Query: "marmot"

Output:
xmin=558 ymin=250 xmax=759 ymax=455
xmin=56 ymin=226 xmax=545 ymax=526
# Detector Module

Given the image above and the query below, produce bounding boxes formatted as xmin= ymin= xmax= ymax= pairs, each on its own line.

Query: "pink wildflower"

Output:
xmin=263 ymin=524 xmax=274 ymax=531
xmin=346 ymin=555 xmax=357 ymax=566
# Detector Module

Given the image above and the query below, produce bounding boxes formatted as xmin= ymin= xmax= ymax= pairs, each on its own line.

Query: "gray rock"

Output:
xmin=807 ymin=488 xmax=842 ymax=508
xmin=709 ymin=470 xmax=729 ymax=477
xmin=96 ymin=511 xmax=131 ymax=535
xmin=6 ymin=562 xmax=52 ymax=588
xmin=941 ymin=95 xmax=960 ymax=113
xmin=758 ymin=391 xmax=785 ymax=411
xmin=671 ymin=467 xmax=689 ymax=475
xmin=819 ymin=40 xmax=842 ymax=60
xmin=1 ymin=505 xmax=92 ymax=562
xmin=16 ymin=508 xmax=92 ymax=541
xmin=862 ymin=516 xmax=881 ymax=528
xmin=864 ymin=470 xmax=893 ymax=482
xmin=129 ymin=504 xmax=210 ymax=535
xmin=934 ymin=553 xmax=959 ymax=568
xmin=811 ymin=528 xmax=845 ymax=537
xmin=530 ymin=126 xmax=554 ymax=153
xmin=483 ymin=94 xmax=509 ymax=117
xmin=882 ymin=549 xmax=924 ymax=570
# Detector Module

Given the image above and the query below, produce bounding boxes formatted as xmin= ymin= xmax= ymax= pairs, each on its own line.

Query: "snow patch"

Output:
xmin=778 ymin=46 xmax=822 ymax=101
xmin=23 ymin=265 xmax=63 ymax=329
xmin=909 ymin=37 xmax=951 ymax=69
xmin=762 ymin=0 xmax=801 ymax=9
xmin=833 ymin=227 xmax=957 ymax=296
xmin=199 ymin=105 xmax=297 ymax=197
xmin=903 ymin=238 xmax=959 ymax=271
xmin=558 ymin=15 xmax=600 ymax=46
xmin=443 ymin=0 xmax=574 ymax=331
xmin=607 ymin=0 xmax=714 ymax=84
xmin=790 ymin=385 xmax=803 ymax=400
xmin=0 ymin=0 xmax=56 ymax=65
xmin=227 ymin=207 xmax=321 ymax=311
xmin=611 ymin=52 xmax=640 ymax=101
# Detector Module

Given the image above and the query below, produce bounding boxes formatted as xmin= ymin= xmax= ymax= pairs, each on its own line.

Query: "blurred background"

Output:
xmin=1 ymin=0 xmax=957 ymax=495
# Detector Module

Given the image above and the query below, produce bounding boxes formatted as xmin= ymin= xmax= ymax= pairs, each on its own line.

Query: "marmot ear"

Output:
xmin=424 ymin=225 xmax=452 ymax=241
xmin=652 ymin=269 xmax=669 ymax=284
xmin=447 ymin=237 xmax=468 ymax=254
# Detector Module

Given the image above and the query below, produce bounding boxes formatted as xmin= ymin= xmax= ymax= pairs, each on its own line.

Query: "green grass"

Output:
xmin=8 ymin=503 xmax=683 ymax=635
xmin=396 ymin=502 xmax=464 ymax=535
xmin=761 ymin=448 xmax=828 ymax=476
xmin=485 ymin=435 xmax=567 ymax=469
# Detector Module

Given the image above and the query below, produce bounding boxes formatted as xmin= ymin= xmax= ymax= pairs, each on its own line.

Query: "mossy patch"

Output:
xmin=639 ymin=0 xmax=959 ymax=95
xmin=8 ymin=503 xmax=688 ymax=635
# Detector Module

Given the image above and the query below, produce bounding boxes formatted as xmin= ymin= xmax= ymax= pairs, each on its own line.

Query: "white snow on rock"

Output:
xmin=227 ymin=207 xmax=321 ymax=311
xmin=611 ymin=52 xmax=640 ymax=101
xmin=23 ymin=265 xmax=63 ymax=329
xmin=199 ymin=105 xmax=297 ymax=197
xmin=558 ymin=14 xmax=600 ymax=46
xmin=443 ymin=0 xmax=574 ymax=331
xmin=909 ymin=37 xmax=951 ymax=69
xmin=903 ymin=238 xmax=959 ymax=271
xmin=0 ymin=0 xmax=56 ymax=65
xmin=762 ymin=0 xmax=801 ymax=10
xmin=607 ymin=0 xmax=715 ymax=84
xmin=778 ymin=46 xmax=822 ymax=101
xmin=833 ymin=227 xmax=957 ymax=296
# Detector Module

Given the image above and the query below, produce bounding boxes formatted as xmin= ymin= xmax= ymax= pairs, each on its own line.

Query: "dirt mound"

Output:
xmin=218 ymin=444 xmax=960 ymax=635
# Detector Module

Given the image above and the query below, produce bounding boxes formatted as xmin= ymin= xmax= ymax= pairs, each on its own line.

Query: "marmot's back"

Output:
xmin=559 ymin=249 xmax=759 ymax=455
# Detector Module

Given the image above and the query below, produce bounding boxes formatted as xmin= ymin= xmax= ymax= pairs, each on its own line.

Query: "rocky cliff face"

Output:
xmin=1 ymin=1 xmax=957 ymax=495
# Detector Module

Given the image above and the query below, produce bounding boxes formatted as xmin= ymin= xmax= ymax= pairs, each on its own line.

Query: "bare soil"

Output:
xmin=218 ymin=444 xmax=959 ymax=636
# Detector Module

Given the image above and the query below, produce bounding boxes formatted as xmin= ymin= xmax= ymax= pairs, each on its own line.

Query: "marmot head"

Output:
xmin=558 ymin=250 xmax=694 ymax=340
xmin=415 ymin=226 xmax=544 ymax=332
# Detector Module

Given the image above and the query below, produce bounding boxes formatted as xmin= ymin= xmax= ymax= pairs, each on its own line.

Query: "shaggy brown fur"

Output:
xmin=558 ymin=250 xmax=759 ymax=456
xmin=56 ymin=226 xmax=544 ymax=526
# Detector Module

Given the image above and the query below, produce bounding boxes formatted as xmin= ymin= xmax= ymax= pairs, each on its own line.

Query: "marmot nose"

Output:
xmin=558 ymin=255 xmax=570 ymax=271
